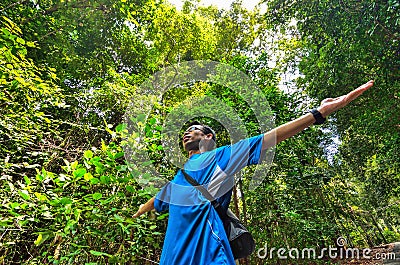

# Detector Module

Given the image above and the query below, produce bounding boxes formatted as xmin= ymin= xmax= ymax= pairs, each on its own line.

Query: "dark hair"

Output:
xmin=187 ymin=121 xmax=216 ymax=142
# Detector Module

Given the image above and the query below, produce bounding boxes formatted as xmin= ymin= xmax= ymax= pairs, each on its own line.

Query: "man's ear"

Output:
xmin=205 ymin=133 xmax=213 ymax=140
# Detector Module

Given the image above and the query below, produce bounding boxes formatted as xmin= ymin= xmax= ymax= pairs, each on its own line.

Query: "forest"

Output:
xmin=0 ymin=0 xmax=399 ymax=264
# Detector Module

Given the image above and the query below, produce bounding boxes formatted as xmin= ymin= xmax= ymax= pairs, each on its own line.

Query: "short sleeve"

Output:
xmin=154 ymin=182 xmax=171 ymax=212
xmin=216 ymin=134 xmax=264 ymax=176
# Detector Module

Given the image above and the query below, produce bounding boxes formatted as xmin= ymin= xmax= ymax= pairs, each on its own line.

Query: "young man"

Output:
xmin=133 ymin=80 xmax=374 ymax=264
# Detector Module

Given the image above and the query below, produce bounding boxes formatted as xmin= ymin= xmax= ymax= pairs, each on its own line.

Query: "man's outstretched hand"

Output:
xmin=133 ymin=204 xmax=145 ymax=218
xmin=262 ymin=80 xmax=374 ymax=149
xmin=133 ymin=197 xmax=155 ymax=218
xmin=318 ymin=80 xmax=374 ymax=117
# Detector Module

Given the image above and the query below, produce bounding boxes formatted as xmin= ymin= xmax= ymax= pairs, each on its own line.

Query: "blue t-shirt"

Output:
xmin=154 ymin=134 xmax=264 ymax=265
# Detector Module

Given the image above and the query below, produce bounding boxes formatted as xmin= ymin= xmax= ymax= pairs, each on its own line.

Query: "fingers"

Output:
xmin=133 ymin=212 xmax=141 ymax=218
xmin=133 ymin=208 xmax=142 ymax=218
xmin=346 ymin=80 xmax=374 ymax=101
xmin=339 ymin=81 xmax=371 ymax=103
xmin=322 ymin=81 xmax=373 ymax=105
xmin=318 ymin=80 xmax=373 ymax=116
xmin=362 ymin=80 xmax=374 ymax=88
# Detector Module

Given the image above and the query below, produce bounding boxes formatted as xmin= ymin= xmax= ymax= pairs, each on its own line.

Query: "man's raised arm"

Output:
xmin=262 ymin=80 xmax=374 ymax=150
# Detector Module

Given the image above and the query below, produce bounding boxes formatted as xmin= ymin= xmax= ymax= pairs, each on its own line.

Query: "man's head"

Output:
xmin=182 ymin=121 xmax=216 ymax=152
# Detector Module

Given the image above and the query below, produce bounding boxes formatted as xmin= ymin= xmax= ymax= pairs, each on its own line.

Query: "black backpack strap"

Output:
xmin=181 ymin=169 xmax=221 ymax=209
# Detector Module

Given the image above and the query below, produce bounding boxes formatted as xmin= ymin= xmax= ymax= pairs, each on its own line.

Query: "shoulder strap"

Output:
xmin=181 ymin=169 xmax=229 ymax=220
xmin=181 ymin=169 xmax=220 ymax=207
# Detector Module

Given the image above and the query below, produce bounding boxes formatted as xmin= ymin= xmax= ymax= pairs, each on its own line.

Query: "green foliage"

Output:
xmin=1 ymin=131 xmax=165 ymax=263
xmin=0 ymin=16 xmax=66 ymax=176
xmin=250 ymin=0 xmax=400 ymax=262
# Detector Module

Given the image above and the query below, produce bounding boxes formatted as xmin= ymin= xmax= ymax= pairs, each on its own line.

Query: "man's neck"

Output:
xmin=188 ymin=149 xmax=201 ymax=158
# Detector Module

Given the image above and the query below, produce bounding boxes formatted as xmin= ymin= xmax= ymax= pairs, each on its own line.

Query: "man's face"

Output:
xmin=182 ymin=125 xmax=207 ymax=151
